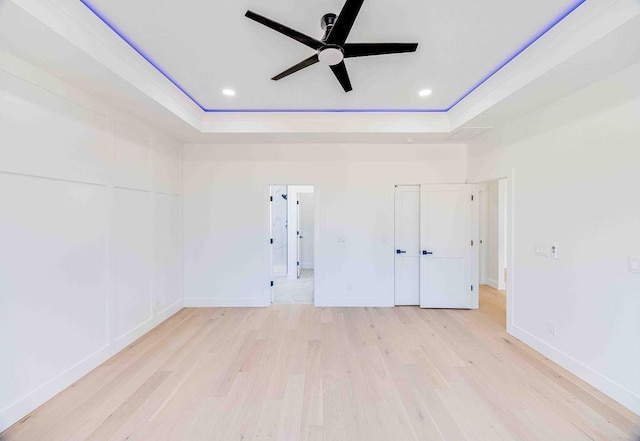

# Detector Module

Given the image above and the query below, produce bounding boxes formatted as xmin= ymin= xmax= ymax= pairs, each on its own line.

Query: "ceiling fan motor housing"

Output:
xmin=319 ymin=14 xmax=342 ymax=65
xmin=321 ymin=13 xmax=338 ymax=34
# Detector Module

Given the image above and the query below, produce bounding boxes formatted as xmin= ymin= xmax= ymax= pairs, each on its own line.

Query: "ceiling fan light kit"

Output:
xmin=245 ymin=0 xmax=418 ymax=92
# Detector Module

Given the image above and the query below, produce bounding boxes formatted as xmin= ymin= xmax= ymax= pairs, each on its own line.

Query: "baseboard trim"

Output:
xmin=315 ymin=297 xmax=394 ymax=307
xmin=300 ymin=263 xmax=314 ymax=270
xmin=486 ymin=278 xmax=499 ymax=290
xmin=183 ymin=298 xmax=270 ymax=307
xmin=0 ymin=301 xmax=184 ymax=432
xmin=511 ymin=325 xmax=640 ymax=416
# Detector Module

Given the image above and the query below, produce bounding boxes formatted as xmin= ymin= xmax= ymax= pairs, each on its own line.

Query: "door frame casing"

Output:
xmin=469 ymin=173 xmax=515 ymax=334
xmin=266 ymin=184 xmax=318 ymax=306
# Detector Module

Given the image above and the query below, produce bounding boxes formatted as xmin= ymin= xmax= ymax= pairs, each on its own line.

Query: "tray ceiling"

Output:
xmin=80 ymin=0 xmax=584 ymax=112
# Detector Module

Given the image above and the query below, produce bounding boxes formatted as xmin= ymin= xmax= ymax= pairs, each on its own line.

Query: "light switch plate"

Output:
xmin=535 ymin=246 xmax=549 ymax=257
xmin=629 ymin=257 xmax=640 ymax=274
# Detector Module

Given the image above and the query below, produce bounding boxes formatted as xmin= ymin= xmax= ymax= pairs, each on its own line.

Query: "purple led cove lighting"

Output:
xmin=78 ymin=0 xmax=206 ymax=111
xmin=445 ymin=0 xmax=587 ymax=111
xmin=79 ymin=0 xmax=587 ymax=113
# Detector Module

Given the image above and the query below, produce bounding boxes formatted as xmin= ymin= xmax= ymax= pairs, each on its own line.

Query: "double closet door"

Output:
xmin=394 ymin=184 xmax=478 ymax=309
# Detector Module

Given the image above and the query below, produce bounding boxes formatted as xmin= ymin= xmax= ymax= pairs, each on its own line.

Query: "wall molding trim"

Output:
xmin=0 ymin=303 xmax=183 ymax=432
xmin=510 ymin=325 xmax=640 ymax=416
xmin=183 ymin=298 xmax=270 ymax=308
xmin=486 ymin=277 xmax=500 ymax=290
xmin=315 ymin=298 xmax=394 ymax=308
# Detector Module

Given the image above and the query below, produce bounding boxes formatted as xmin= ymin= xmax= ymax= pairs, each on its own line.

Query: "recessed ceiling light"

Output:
xmin=222 ymin=88 xmax=236 ymax=97
xmin=418 ymin=89 xmax=432 ymax=97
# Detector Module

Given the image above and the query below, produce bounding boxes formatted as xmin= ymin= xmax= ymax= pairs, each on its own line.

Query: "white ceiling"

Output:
xmin=83 ymin=0 xmax=582 ymax=111
xmin=3 ymin=0 xmax=639 ymax=142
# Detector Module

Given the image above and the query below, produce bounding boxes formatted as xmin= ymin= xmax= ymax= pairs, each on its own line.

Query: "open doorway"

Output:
xmin=269 ymin=185 xmax=315 ymax=304
xmin=478 ymin=178 xmax=508 ymax=327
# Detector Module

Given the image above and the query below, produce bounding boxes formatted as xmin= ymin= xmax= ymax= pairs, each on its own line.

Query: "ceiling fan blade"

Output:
xmin=272 ymin=55 xmax=320 ymax=81
xmin=344 ymin=42 xmax=418 ymax=58
xmin=245 ymin=10 xmax=323 ymax=50
xmin=330 ymin=61 xmax=353 ymax=92
xmin=326 ymin=0 xmax=365 ymax=45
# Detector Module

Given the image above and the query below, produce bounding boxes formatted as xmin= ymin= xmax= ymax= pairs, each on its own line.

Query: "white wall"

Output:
xmin=0 ymin=51 xmax=182 ymax=431
xmin=299 ymin=192 xmax=315 ymax=269
xmin=183 ymin=143 xmax=467 ymax=307
xmin=468 ymin=61 xmax=640 ymax=415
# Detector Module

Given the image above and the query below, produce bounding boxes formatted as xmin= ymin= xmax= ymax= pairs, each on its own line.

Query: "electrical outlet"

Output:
xmin=547 ymin=321 xmax=557 ymax=336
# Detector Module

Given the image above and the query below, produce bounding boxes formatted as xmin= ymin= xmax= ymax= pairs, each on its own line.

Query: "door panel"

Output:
xmin=296 ymin=198 xmax=301 ymax=278
xmin=394 ymin=186 xmax=420 ymax=305
xmin=420 ymin=184 xmax=476 ymax=309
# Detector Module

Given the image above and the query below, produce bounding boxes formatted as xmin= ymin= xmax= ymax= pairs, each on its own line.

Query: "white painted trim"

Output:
xmin=511 ymin=325 xmax=640 ymax=416
xmin=183 ymin=298 xmax=270 ymax=308
xmin=11 ymin=0 xmax=202 ymax=129
xmin=315 ymin=298 xmax=394 ymax=308
xmin=469 ymin=171 xmax=515 ymax=334
xmin=0 ymin=49 xmax=184 ymax=433
xmin=449 ymin=0 xmax=640 ymax=129
xmin=201 ymin=112 xmax=451 ymax=135
xmin=506 ymin=171 xmax=515 ymax=334
xmin=0 ymin=303 xmax=183 ymax=432
xmin=486 ymin=277 xmax=500 ymax=290
xmin=266 ymin=184 xmax=317 ymax=306
xmin=12 ymin=0 xmax=640 ymax=136
xmin=300 ymin=263 xmax=314 ymax=270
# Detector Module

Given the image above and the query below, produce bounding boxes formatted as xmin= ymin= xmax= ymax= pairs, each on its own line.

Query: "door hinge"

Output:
xmin=297 ymin=200 xmax=300 ymax=205
xmin=270 ymin=196 xmax=273 ymax=202
xmin=270 ymin=238 xmax=273 ymax=244
xmin=270 ymin=281 xmax=274 ymax=287
xmin=297 ymin=261 xmax=300 ymax=266
xmin=471 ymin=195 xmax=474 ymax=201
xmin=471 ymin=285 xmax=474 ymax=291
xmin=471 ymin=240 xmax=474 ymax=246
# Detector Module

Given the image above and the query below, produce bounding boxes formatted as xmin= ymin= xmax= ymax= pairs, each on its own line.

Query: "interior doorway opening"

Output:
xmin=269 ymin=185 xmax=315 ymax=304
xmin=478 ymin=178 xmax=508 ymax=327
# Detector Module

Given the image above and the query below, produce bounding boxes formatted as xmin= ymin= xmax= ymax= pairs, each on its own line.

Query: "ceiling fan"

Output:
xmin=245 ymin=0 xmax=418 ymax=92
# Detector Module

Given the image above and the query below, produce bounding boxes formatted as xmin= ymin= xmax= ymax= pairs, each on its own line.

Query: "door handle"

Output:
xmin=422 ymin=250 xmax=433 ymax=255
xmin=396 ymin=249 xmax=407 ymax=254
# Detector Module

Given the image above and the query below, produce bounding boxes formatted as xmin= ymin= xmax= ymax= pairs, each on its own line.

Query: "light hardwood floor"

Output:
xmin=3 ymin=286 xmax=639 ymax=440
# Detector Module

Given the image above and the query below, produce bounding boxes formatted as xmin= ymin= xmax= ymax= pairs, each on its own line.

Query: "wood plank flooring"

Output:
xmin=3 ymin=286 xmax=639 ymax=440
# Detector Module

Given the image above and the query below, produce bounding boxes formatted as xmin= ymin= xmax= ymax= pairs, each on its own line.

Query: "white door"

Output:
xmin=296 ymin=198 xmax=301 ymax=278
xmin=394 ymin=185 xmax=420 ymax=305
xmin=420 ymin=184 xmax=477 ymax=309
xmin=269 ymin=192 xmax=274 ymax=303
xmin=478 ymin=186 xmax=488 ymax=285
